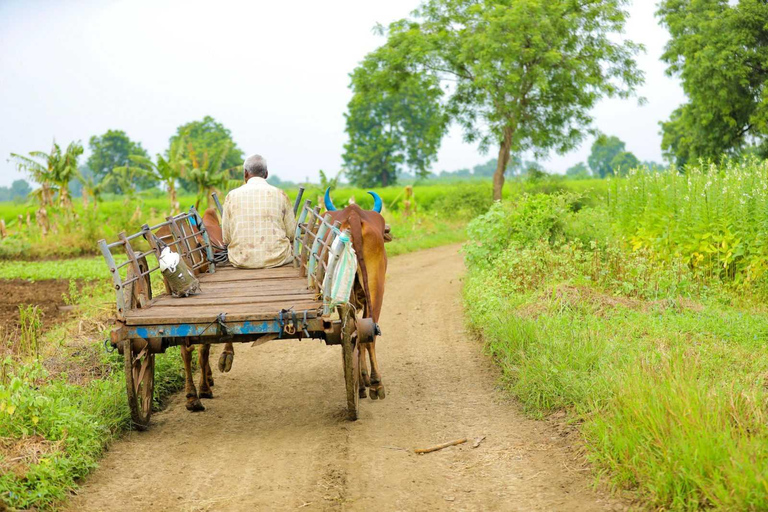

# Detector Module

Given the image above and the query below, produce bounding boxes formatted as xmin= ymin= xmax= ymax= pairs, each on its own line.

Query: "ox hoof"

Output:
xmin=359 ymin=388 xmax=367 ymax=399
xmin=199 ymin=391 xmax=214 ymax=399
xmin=186 ymin=399 xmax=205 ymax=412
xmin=218 ymin=353 xmax=234 ymax=373
xmin=370 ymin=385 xmax=386 ymax=400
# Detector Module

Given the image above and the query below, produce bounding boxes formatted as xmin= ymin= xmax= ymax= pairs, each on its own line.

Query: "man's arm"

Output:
xmin=283 ymin=193 xmax=296 ymax=242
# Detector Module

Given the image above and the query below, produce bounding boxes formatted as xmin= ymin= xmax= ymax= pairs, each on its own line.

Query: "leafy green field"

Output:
xmin=463 ymin=161 xmax=768 ymax=510
xmin=0 ymin=178 xmax=604 ymax=259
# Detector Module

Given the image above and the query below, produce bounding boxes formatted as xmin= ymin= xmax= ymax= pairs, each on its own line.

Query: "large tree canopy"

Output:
xmin=169 ymin=116 xmax=244 ymax=192
xmin=361 ymin=0 xmax=643 ymax=199
xmin=588 ymin=134 xmax=631 ymax=177
xmin=87 ymin=130 xmax=150 ymax=192
xmin=658 ymin=0 xmax=768 ymax=165
xmin=343 ymin=60 xmax=448 ymax=188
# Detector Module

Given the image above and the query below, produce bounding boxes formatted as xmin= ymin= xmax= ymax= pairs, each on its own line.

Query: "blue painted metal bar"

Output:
xmin=128 ymin=320 xmax=283 ymax=340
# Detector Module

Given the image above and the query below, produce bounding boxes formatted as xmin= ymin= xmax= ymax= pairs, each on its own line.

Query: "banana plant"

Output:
xmin=185 ymin=141 xmax=239 ymax=210
xmin=129 ymin=143 xmax=187 ymax=215
xmin=10 ymin=141 xmax=83 ymax=210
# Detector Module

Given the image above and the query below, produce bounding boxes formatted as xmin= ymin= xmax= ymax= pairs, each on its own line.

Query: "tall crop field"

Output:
xmin=463 ymin=161 xmax=768 ymax=510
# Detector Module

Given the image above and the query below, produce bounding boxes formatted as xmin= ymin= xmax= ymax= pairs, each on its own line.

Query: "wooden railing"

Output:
xmin=98 ymin=207 xmax=215 ymax=320
xmin=293 ymin=201 xmax=350 ymax=314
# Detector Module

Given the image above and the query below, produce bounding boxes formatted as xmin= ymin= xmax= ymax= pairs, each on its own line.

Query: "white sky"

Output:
xmin=0 ymin=0 xmax=684 ymax=187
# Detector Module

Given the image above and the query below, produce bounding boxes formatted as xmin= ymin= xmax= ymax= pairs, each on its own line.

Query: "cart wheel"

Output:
xmin=124 ymin=339 xmax=155 ymax=430
xmin=341 ymin=306 xmax=359 ymax=421
xmin=123 ymin=262 xmax=155 ymax=430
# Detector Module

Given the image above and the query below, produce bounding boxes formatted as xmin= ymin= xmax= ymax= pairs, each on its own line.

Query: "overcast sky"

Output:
xmin=0 ymin=0 xmax=685 ymax=187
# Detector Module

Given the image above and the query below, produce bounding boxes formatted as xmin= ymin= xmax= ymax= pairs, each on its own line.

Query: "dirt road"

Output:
xmin=68 ymin=244 xmax=623 ymax=512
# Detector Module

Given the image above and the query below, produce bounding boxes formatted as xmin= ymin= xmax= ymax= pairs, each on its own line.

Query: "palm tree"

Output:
xmin=54 ymin=142 xmax=83 ymax=209
xmin=185 ymin=141 xmax=239 ymax=210
xmin=129 ymin=143 xmax=187 ymax=215
xmin=105 ymin=165 xmax=150 ymax=205
xmin=78 ymin=173 xmax=107 ymax=210
xmin=9 ymin=141 xmax=83 ymax=210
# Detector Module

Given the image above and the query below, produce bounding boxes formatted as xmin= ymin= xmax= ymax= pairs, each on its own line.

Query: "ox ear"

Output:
xmin=324 ymin=187 xmax=337 ymax=211
xmin=368 ymin=191 xmax=382 ymax=213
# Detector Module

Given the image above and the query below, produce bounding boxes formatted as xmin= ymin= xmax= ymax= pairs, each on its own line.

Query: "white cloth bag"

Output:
xmin=323 ymin=233 xmax=358 ymax=309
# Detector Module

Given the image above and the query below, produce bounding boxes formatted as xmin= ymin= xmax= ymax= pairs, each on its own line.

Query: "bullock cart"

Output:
xmin=100 ymin=199 xmax=371 ymax=429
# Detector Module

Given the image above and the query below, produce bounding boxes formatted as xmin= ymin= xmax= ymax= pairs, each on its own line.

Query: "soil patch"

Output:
xmin=0 ymin=279 xmax=73 ymax=340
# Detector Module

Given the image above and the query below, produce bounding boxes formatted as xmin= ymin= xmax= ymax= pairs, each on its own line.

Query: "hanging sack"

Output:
xmin=323 ymin=233 xmax=357 ymax=309
xmin=158 ymin=246 xmax=200 ymax=297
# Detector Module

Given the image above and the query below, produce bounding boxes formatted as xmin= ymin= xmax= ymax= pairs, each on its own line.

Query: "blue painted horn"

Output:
xmin=324 ymin=187 xmax=337 ymax=211
xmin=368 ymin=191 xmax=382 ymax=213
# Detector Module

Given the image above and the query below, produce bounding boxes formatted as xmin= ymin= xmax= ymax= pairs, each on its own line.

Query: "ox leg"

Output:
xmin=367 ymin=341 xmax=386 ymax=400
xmin=358 ymin=342 xmax=369 ymax=399
xmin=181 ymin=344 xmax=205 ymax=412
xmin=198 ymin=343 xmax=214 ymax=399
xmin=218 ymin=342 xmax=235 ymax=373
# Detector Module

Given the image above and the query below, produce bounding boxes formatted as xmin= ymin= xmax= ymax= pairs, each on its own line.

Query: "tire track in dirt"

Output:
xmin=68 ymin=244 xmax=625 ymax=511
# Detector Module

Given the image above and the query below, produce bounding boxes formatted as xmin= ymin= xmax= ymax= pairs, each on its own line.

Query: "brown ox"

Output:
xmin=156 ymin=208 xmax=235 ymax=412
xmin=324 ymin=188 xmax=390 ymax=399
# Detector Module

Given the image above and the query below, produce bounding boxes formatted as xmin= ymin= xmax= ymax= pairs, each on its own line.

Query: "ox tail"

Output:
xmin=347 ymin=210 xmax=372 ymax=318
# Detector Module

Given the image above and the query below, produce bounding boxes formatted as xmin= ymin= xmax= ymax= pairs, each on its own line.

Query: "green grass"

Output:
xmin=462 ymin=184 xmax=768 ymax=510
xmin=0 ymin=277 xmax=185 ymax=510
xmin=0 ymin=257 xmax=115 ymax=281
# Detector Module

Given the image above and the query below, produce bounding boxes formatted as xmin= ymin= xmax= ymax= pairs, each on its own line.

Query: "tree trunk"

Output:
xmin=169 ymin=184 xmax=179 ymax=215
xmin=493 ymin=126 xmax=515 ymax=201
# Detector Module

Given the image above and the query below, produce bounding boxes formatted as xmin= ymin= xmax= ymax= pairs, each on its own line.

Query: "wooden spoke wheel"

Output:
xmin=123 ymin=259 xmax=155 ymax=430
xmin=340 ymin=306 xmax=359 ymax=421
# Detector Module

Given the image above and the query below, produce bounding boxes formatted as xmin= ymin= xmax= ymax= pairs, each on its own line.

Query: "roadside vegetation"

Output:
xmin=463 ymin=159 xmax=768 ymax=510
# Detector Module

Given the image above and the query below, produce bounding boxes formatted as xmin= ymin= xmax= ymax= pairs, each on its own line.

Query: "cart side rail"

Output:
xmin=97 ymin=206 xmax=215 ymax=320
xmin=294 ymin=202 xmax=349 ymax=315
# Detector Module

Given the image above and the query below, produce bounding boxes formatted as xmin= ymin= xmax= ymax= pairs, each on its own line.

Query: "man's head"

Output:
xmin=243 ymin=154 xmax=268 ymax=181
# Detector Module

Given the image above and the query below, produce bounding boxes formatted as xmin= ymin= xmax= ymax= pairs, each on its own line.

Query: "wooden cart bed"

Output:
xmin=124 ymin=265 xmax=323 ymax=325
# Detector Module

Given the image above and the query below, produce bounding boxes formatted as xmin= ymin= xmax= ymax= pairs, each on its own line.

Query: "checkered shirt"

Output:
xmin=222 ymin=177 xmax=296 ymax=268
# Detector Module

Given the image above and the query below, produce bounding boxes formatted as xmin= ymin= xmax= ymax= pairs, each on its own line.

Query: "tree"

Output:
xmin=657 ymin=0 xmax=768 ymax=165
xmin=169 ymin=116 xmax=244 ymax=192
xmin=129 ymin=142 xmax=187 ymax=214
xmin=363 ymin=0 xmax=642 ymax=200
xmin=87 ymin=130 xmax=150 ymax=191
xmin=77 ymin=169 xmax=107 ymax=210
xmin=10 ymin=179 xmax=31 ymax=199
xmin=588 ymin=135 xmax=626 ymax=178
xmin=183 ymin=140 xmax=239 ymax=210
xmin=343 ymin=61 xmax=448 ymax=187
xmin=610 ymin=151 xmax=640 ymax=175
xmin=10 ymin=141 xmax=83 ymax=209
xmin=566 ymin=162 xmax=591 ymax=179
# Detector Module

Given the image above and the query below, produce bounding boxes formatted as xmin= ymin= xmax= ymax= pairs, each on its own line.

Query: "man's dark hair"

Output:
xmin=244 ymin=154 xmax=268 ymax=178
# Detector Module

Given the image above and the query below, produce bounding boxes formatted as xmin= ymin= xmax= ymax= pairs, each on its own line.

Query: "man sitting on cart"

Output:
xmin=222 ymin=154 xmax=296 ymax=268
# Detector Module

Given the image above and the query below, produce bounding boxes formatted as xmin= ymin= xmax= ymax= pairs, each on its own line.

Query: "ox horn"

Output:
xmin=324 ymin=187 xmax=338 ymax=211
xmin=368 ymin=191 xmax=383 ymax=213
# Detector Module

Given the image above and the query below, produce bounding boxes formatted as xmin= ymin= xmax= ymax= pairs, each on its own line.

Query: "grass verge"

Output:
xmin=463 ymin=192 xmax=768 ymax=510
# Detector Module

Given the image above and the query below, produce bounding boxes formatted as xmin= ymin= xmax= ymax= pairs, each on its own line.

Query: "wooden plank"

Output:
xmin=200 ymin=270 xmax=299 ymax=283
xmin=153 ymin=287 xmax=315 ymax=299
xmin=200 ymin=266 xmax=298 ymax=277
xmin=150 ymin=294 xmax=320 ymax=307
xmin=124 ymin=302 xmax=323 ymax=325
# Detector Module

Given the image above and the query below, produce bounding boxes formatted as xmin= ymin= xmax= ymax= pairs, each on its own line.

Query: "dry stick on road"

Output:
xmin=415 ymin=438 xmax=467 ymax=454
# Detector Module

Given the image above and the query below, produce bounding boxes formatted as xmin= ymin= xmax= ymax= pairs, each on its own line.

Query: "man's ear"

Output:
xmin=265 ymin=170 xmax=269 ymax=180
